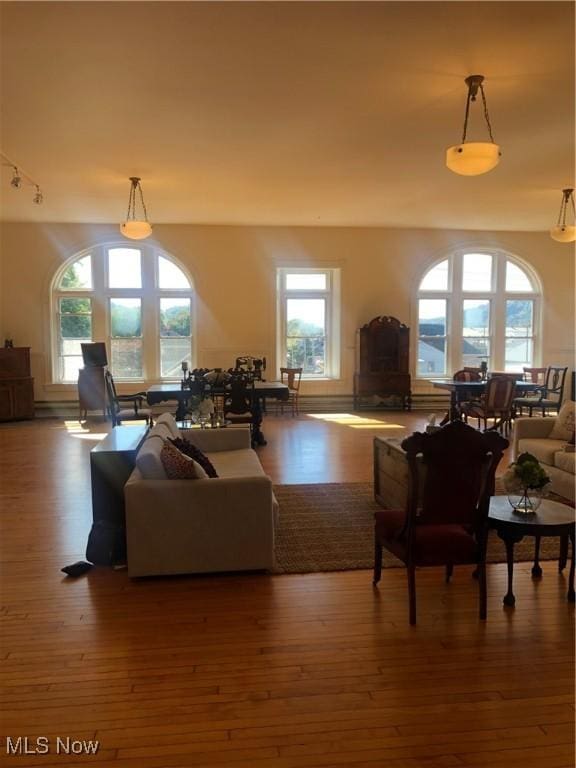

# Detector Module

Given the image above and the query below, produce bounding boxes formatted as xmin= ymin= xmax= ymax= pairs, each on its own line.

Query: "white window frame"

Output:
xmin=414 ymin=249 xmax=541 ymax=379
xmin=276 ymin=267 xmax=341 ymax=379
xmin=51 ymin=243 xmax=195 ymax=383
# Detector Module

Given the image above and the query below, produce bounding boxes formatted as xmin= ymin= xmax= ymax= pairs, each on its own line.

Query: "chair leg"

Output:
xmin=407 ymin=565 xmax=416 ymax=625
xmin=478 ymin=561 xmax=487 ymax=620
xmin=373 ymin=541 xmax=383 ymax=585
xmin=559 ymin=534 xmax=569 ymax=572
xmin=445 ymin=563 xmax=453 ymax=583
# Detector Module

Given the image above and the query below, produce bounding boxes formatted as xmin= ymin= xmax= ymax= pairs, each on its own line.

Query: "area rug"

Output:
xmin=273 ymin=481 xmax=571 ymax=574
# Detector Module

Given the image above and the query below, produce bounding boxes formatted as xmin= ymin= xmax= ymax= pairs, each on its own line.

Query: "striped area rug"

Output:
xmin=273 ymin=481 xmax=570 ymax=574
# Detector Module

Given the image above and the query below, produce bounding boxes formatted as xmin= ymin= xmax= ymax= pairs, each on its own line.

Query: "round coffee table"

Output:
xmin=489 ymin=496 xmax=575 ymax=606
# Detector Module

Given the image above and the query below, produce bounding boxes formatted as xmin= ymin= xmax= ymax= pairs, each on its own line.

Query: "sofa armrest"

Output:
xmin=513 ymin=417 xmax=556 ymax=455
xmin=180 ymin=426 xmax=251 ymax=452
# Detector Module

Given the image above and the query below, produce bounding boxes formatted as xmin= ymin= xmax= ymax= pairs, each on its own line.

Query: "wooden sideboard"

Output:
xmin=0 ymin=347 xmax=34 ymax=421
xmin=354 ymin=316 xmax=412 ymax=410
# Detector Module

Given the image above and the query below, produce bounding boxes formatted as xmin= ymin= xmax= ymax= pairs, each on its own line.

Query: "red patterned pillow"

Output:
xmin=160 ymin=442 xmax=208 ymax=480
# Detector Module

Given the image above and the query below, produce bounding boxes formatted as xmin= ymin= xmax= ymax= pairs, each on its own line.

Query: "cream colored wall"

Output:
xmin=0 ymin=222 xmax=573 ymax=402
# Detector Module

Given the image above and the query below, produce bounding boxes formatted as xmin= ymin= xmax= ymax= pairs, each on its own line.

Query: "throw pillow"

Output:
xmin=169 ymin=437 xmax=219 ymax=478
xmin=549 ymin=400 xmax=576 ymax=441
xmin=160 ymin=441 xmax=208 ymax=480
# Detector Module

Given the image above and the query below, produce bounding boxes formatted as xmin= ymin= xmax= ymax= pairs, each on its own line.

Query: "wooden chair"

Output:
xmin=460 ymin=375 xmax=516 ymax=433
xmin=223 ymin=374 xmax=255 ymax=431
xmin=104 ymin=371 xmax=152 ymax=427
xmin=514 ymin=366 xmax=568 ymax=417
xmin=373 ymin=420 xmax=508 ymax=624
xmin=452 ymin=369 xmax=482 ymax=422
xmin=512 ymin=367 xmax=547 ymax=416
xmin=279 ymin=367 xmax=303 ymax=416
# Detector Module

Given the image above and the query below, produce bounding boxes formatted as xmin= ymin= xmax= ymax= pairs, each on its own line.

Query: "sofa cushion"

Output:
xmin=554 ymin=451 xmax=576 ymax=475
xmin=549 ymin=401 xmax=576 ymax=441
xmin=517 ymin=437 xmax=568 ymax=466
xmin=156 ymin=412 xmax=183 ymax=440
xmin=135 ymin=425 xmax=173 ymax=479
xmin=160 ymin=442 xmax=208 ymax=480
xmin=169 ymin=437 xmax=218 ymax=478
xmin=208 ymin=448 xmax=267 ymax=478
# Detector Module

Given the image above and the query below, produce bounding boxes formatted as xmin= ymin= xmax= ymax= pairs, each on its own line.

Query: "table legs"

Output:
xmin=532 ymin=535 xmax=543 ymax=578
xmin=497 ymin=530 xmax=523 ymax=607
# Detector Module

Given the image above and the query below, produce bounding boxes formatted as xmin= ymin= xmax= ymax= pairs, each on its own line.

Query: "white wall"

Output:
xmin=0 ymin=222 xmax=573 ymax=401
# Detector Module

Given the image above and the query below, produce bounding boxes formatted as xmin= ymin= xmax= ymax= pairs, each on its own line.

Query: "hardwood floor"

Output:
xmin=0 ymin=412 xmax=573 ymax=768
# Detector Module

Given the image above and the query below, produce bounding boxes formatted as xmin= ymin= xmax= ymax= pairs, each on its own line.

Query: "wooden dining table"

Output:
xmin=146 ymin=380 xmax=289 ymax=445
xmin=430 ymin=379 xmax=542 ymax=423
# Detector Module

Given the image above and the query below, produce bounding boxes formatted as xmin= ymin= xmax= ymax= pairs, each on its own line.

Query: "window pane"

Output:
xmin=418 ymin=339 xmax=446 ymax=376
xmin=462 ymin=338 xmax=490 ymax=368
xmin=418 ymin=299 xmax=446 ymax=335
xmin=419 ymin=260 xmax=448 ymax=291
xmin=286 ymin=273 xmax=327 ymax=290
xmin=161 ymin=338 xmax=192 ymax=378
xmin=62 ymin=356 xmax=85 ymax=382
xmin=59 ymin=298 xmax=92 ymax=339
xmin=506 ymin=262 xmax=533 ymax=292
xmin=506 ymin=300 xmax=533 ymax=337
xmin=59 ymin=255 xmax=92 ymax=290
xmin=505 ymin=339 xmax=532 ymax=371
xmin=108 ymin=248 xmax=142 ymax=288
xmin=111 ymin=339 xmax=142 ymax=378
xmin=158 ymin=257 xmax=191 ymax=289
xmin=110 ymin=298 xmax=142 ymax=337
xmin=286 ymin=298 xmax=326 ymax=375
xmin=463 ymin=299 xmax=490 ymax=336
xmin=160 ymin=298 xmax=191 ymax=337
xmin=462 ymin=253 xmax=492 ymax=292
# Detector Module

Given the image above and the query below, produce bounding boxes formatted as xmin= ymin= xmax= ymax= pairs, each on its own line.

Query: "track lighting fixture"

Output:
xmin=1 ymin=152 xmax=44 ymax=204
xmin=11 ymin=167 xmax=21 ymax=189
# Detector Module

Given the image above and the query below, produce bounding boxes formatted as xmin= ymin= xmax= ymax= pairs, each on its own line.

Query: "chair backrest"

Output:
xmin=483 ymin=376 xmax=516 ymax=412
xmin=104 ymin=371 xmax=120 ymax=415
xmin=543 ymin=366 xmax=568 ymax=403
xmin=402 ymin=420 xmax=508 ymax=528
xmin=523 ymin=367 xmax=547 ymax=384
xmin=280 ymin=367 xmax=303 ymax=391
xmin=453 ymin=369 xmax=482 ymax=382
xmin=224 ymin=375 xmax=254 ymax=416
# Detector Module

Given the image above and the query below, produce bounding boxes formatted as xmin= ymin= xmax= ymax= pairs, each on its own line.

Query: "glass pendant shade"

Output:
xmin=550 ymin=189 xmax=576 ymax=242
xmin=550 ymin=225 xmax=576 ymax=243
xmin=446 ymin=142 xmax=501 ymax=176
xmin=120 ymin=220 xmax=153 ymax=240
xmin=121 ymin=177 xmax=152 ymax=240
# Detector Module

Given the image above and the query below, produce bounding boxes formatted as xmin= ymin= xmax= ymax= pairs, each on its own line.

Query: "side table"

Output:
xmin=89 ymin=425 xmax=149 ymax=563
xmin=488 ymin=496 xmax=575 ymax=606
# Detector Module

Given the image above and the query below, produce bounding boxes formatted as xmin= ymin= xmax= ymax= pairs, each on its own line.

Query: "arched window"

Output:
xmin=416 ymin=251 xmax=540 ymax=377
xmin=52 ymin=244 xmax=194 ymax=383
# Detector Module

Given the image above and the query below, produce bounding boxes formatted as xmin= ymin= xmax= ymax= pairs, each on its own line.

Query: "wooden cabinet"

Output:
xmin=354 ymin=316 xmax=411 ymax=410
xmin=78 ymin=366 xmax=106 ymax=420
xmin=0 ymin=347 xmax=34 ymax=421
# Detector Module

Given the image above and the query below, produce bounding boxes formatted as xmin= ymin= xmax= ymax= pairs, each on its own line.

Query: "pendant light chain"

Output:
xmin=461 ymin=88 xmax=472 ymax=144
xmin=137 ymin=182 xmax=149 ymax=222
xmin=557 ymin=190 xmax=575 ymax=228
xmin=479 ymin=83 xmax=496 ymax=143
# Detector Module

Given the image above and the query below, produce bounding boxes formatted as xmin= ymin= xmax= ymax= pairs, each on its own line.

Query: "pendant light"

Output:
xmin=120 ymin=177 xmax=153 ymax=240
xmin=550 ymin=188 xmax=576 ymax=243
xmin=446 ymin=75 xmax=501 ymax=176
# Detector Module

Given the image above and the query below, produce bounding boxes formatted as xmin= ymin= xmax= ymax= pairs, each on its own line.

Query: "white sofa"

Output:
xmin=124 ymin=413 xmax=278 ymax=577
xmin=513 ymin=416 xmax=575 ymax=502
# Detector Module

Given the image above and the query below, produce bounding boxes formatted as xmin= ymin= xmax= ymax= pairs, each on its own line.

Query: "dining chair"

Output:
xmin=373 ymin=420 xmax=508 ymax=624
xmin=512 ymin=367 xmax=547 ymax=416
xmin=460 ymin=375 xmax=516 ymax=433
xmin=513 ymin=366 xmax=568 ymax=418
xmin=279 ymin=367 xmax=303 ymax=416
xmin=104 ymin=371 xmax=152 ymax=427
xmin=223 ymin=374 xmax=255 ymax=432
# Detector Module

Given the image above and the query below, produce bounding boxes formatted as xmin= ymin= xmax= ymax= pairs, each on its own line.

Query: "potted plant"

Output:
xmin=502 ymin=452 xmax=551 ymax=514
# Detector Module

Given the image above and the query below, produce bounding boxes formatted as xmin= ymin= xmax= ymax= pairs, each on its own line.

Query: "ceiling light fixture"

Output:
xmin=120 ymin=176 xmax=152 ymax=240
xmin=550 ymin=188 xmax=576 ymax=243
xmin=1 ymin=152 xmax=44 ymax=203
xmin=446 ymin=75 xmax=501 ymax=176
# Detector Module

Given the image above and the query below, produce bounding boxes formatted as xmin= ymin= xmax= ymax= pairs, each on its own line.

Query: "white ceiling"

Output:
xmin=0 ymin=1 xmax=574 ymax=230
